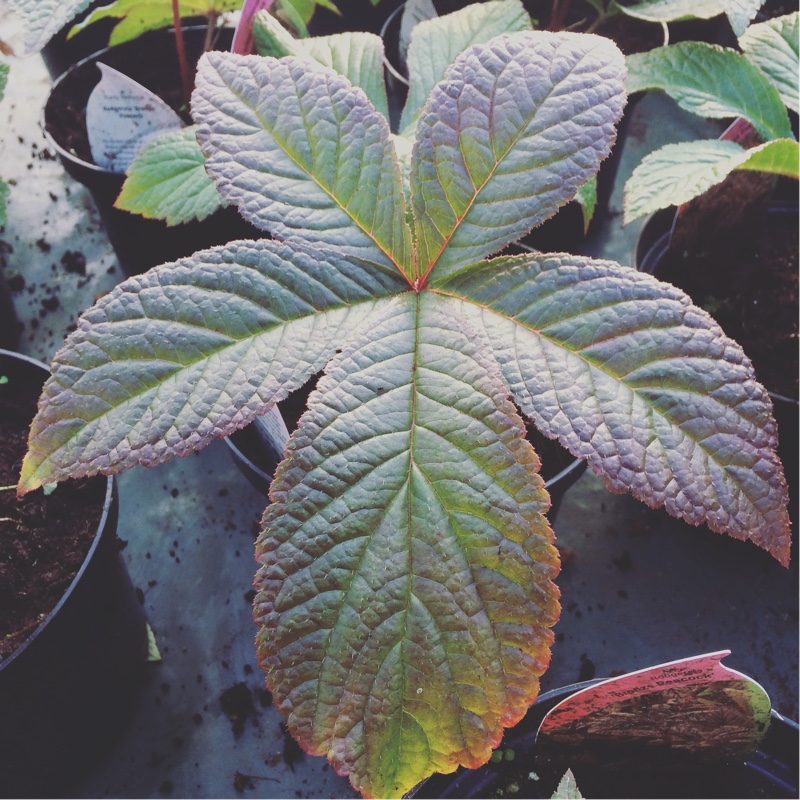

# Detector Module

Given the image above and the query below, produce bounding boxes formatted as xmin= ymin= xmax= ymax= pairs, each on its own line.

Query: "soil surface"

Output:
xmin=0 ymin=373 xmax=105 ymax=659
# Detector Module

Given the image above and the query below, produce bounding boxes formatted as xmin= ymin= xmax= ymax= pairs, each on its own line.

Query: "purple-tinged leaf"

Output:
xmin=411 ymin=31 xmax=626 ymax=283
xmin=19 ymin=240 xmax=406 ymax=492
xmin=433 ymin=253 xmax=791 ymax=565
xmin=255 ymin=293 xmax=558 ymax=798
xmin=191 ymin=52 xmax=414 ymax=280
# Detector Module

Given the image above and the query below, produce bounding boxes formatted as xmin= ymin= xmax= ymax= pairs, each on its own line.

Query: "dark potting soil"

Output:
xmin=659 ymin=194 xmax=798 ymax=401
xmin=0 ymin=375 xmax=105 ymax=659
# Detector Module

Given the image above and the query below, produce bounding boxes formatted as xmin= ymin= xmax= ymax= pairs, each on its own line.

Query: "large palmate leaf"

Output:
xmin=739 ymin=12 xmax=799 ymax=115
xmin=624 ymin=138 xmax=800 ymax=222
xmin=192 ymin=52 xmax=413 ymax=277
xmin=18 ymin=240 xmax=406 ymax=492
xmin=625 ymin=42 xmax=793 ymax=141
xmin=254 ymin=293 xmax=558 ymax=798
xmin=116 ymin=126 xmax=227 ymax=225
xmin=411 ymin=32 xmax=626 ymax=282
xmin=399 ymin=0 xmax=533 ymax=136
xmin=432 ymin=252 xmax=791 ymax=565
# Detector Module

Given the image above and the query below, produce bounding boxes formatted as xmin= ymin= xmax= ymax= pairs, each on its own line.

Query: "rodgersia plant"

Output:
xmin=18 ymin=28 xmax=790 ymax=799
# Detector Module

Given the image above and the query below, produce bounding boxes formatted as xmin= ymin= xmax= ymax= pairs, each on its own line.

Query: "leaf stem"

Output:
xmin=172 ymin=0 xmax=193 ymax=109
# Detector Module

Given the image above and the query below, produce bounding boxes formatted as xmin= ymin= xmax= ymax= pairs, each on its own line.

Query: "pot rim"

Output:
xmin=380 ymin=1 xmax=410 ymax=87
xmin=42 ymin=24 xmax=227 ymax=177
xmin=0 ymin=348 xmax=116 ymax=672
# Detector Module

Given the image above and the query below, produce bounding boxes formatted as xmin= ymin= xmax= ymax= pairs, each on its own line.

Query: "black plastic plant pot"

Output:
xmin=409 ymin=680 xmax=800 ymax=799
xmin=0 ymin=349 xmax=148 ymax=798
xmin=225 ymin=389 xmax=588 ymax=524
xmin=42 ymin=26 xmax=263 ymax=277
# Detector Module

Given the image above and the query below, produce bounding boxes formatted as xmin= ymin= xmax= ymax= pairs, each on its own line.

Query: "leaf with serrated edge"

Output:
xmin=192 ymin=52 xmax=413 ymax=278
xmin=432 ymin=253 xmax=791 ymax=566
xmin=9 ymin=0 xmax=91 ymax=54
xmin=625 ymin=42 xmax=792 ymax=141
xmin=624 ymin=138 xmax=799 ymax=222
xmin=18 ymin=239 xmax=406 ymax=493
xmin=116 ymin=127 xmax=227 ymax=226
xmin=740 ymin=12 xmax=799 ymax=115
xmin=254 ymin=293 xmax=558 ymax=798
xmin=717 ymin=0 xmax=761 ymax=36
xmin=617 ymin=0 xmax=724 ymax=23
xmin=399 ymin=0 xmax=533 ymax=136
xmin=411 ymin=31 xmax=626 ymax=282
xmin=252 ymin=14 xmax=390 ymax=120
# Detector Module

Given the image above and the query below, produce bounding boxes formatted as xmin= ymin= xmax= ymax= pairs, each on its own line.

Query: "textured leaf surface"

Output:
xmin=8 ymin=0 xmax=91 ymax=54
xmin=617 ymin=0 xmax=723 ymax=22
xmin=192 ymin=52 xmax=413 ymax=277
xmin=19 ymin=240 xmax=406 ymax=492
xmin=411 ymin=31 xmax=626 ymax=282
xmin=399 ymin=0 xmax=532 ymax=135
xmin=626 ymin=42 xmax=792 ymax=141
xmin=624 ymin=138 xmax=800 ymax=221
xmin=739 ymin=12 xmax=799 ymax=114
xmin=116 ymin=127 xmax=226 ymax=225
xmin=252 ymin=14 xmax=389 ymax=120
xmin=717 ymin=0 xmax=761 ymax=36
xmin=69 ymin=0 xmax=241 ymax=47
xmin=433 ymin=253 xmax=791 ymax=565
xmin=255 ymin=293 xmax=558 ymax=798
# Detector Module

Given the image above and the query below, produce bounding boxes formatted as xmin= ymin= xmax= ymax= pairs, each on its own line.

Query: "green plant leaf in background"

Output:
xmin=575 ymin=177 xmax=597 ymax=233
xmin=617 ymin=0 xmax=725 ymax=24
xmin=716 ymin=0 xmax=762 ymax=36
xmin=252 ymin=13 xmax=389 ymax=118
xmin=552 ymin=769 xmax=584 ymax=799
xmin=18 ymin=30 xmax=792 ymax=800
xmin=399 ymin=0 xmax=533 ymax=135
xmin=623 ymin=138 xmax=799 ymax=222
xmin=626 ymin=42 xmax=793 ymax=141
xmin=116 ymin=126 xmax=227 ymax=225
xmin=68 ymin=0 xmax=242 ymax=47
xmin=739 ymin=11 xmax=799 ymax=114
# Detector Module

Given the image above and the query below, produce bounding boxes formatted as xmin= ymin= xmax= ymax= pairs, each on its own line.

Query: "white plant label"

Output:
xmin=86 ymin=64 xmax=184 ymax=174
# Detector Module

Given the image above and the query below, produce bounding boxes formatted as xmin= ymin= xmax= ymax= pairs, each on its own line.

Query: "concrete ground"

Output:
xmin=1 ymin=47 xmax=797 ymax=799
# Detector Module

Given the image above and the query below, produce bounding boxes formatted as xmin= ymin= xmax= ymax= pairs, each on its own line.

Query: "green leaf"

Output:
xmin=69 ymin=0 xmax=241 ymax=47
xmin=411 ymin=31 xmax=626 ymax=282
xmin=18 ymin=240 xmax=406 ymax=492
xmin=740 ymin=12 xmax=799 ymax=115
xmin=116 ymin=126 xmax=227 ymax=226
xmin=552 ymin=769 xmax=584 ymax=799
xmin=575 ymin=176 xmax=597 ymax=233
xmin=0 ymin=61 xmax=8 ymax=99
xmin=399 ymin=0 xmax=439 ymax=68
xmin=617 ymin=0 xmax=724 ymax=23
xmin=399 ymin=0 xmax=533 ymax=135
xmin=432 ymin=252 xmax=791 ymax=566
xmin=717 ymin=0 xmax=762 ymax=36
xmin=9 ymin=0 xmax=92 ymax=54
xmin=625 ymin=42 xmax=793 ymax=141
xmin=255 ymin=293 xmax=558 ymax=798
xmin=192 ymin=52 xmax=413 ymax=279
xmin=623 ymin=138 xmax=799 ymax=222
xmin=0 ymin=180 xmax=7 ymax=229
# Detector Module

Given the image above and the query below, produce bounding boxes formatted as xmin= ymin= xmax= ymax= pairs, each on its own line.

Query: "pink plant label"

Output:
xmin=86 ymin=64 xmax=184 ymax=174
xmin=537 ymin=651 xmax=772 ymax=761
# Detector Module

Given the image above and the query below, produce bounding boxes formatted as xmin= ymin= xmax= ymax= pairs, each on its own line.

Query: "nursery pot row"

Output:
xmin=0 ymin=349 xmax=148 ymax=798
xmin=43 ymin=26 xmax=262 ymax=277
